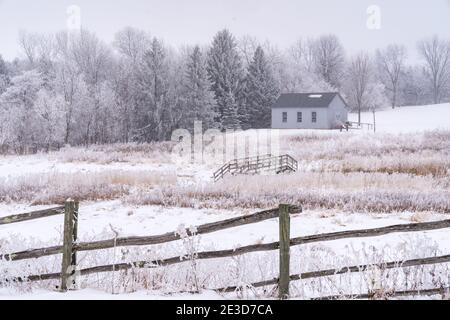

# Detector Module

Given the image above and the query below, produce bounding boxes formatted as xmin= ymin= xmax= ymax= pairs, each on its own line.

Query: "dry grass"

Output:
xmin=55 ymin=142 xmax=175 ymax=164
xmin=0 ymin=170 xmax=177 ymax=205
xmin=125 ymin=171 xmax=450 ymax=213
xmin=285 ymin=130 xmax=450 ymax=159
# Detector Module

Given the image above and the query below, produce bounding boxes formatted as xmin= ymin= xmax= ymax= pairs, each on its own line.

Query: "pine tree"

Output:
xmin=244 ymin=46 xmax=280 ymax=128
xmin=136 ymin=38 xmax=168 ymax=141
xmin=207 ymin=29 xmax=243 ymax=130
xmin=220 ymin=91 xmax=240 ymax=130
xmin=183 ymin=46 xmax=217 ymax=130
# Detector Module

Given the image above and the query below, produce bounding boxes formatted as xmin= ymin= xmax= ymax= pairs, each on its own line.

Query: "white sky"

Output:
xmin=0 ymin=0 xmax=449 ymax=62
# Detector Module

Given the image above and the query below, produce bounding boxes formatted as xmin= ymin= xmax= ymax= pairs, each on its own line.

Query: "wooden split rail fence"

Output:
xmin=1 ymin=200 xmax=450 ymax=299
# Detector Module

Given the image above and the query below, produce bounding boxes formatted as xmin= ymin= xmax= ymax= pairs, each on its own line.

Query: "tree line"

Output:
xmin=0 ymin=28 xmax=449 ymax=152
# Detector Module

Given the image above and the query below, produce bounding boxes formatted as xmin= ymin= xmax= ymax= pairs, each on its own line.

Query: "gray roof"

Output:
xmin=272 ymin=92 xmax=345 ymax=109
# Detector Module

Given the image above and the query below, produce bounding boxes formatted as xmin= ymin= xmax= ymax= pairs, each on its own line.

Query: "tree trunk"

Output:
xmin=358 ymin=106 xmax=361 ymax=125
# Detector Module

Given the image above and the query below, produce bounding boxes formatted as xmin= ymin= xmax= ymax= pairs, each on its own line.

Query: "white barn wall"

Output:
xmin=327 ymin=95 xmax=349 ymax=129
xmin=271 ymin=107 xmax=329 ymax=129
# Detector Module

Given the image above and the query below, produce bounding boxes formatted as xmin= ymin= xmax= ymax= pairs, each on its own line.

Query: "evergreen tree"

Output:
xmin=221 ymin=91 xmax=240 ymax=130
xmin=244 ymin=46 xmax=280 ymax=128
xmin=136 ymin=38 xmax=168 ymax=141
xmin=207 ymin=29 xmax=243 ymax=130
xmin=183 ymin=46 xmax=217 ymax=130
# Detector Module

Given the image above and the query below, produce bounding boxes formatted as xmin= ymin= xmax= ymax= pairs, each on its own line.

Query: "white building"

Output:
xmin=271 ymin=92 xmax=349 ymax=129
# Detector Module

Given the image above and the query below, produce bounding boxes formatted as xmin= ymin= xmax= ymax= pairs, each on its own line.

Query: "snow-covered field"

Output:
xmin=349 ymin=103 xmax=450 ymax=133
xmin=1 ymin=103 xmax=449 ymax=300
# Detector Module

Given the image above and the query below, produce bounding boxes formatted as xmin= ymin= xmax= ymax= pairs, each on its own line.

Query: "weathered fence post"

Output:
xmin=278 ymin=204 xmax=291 ymax=299
xmin=60 ymin=199 xmax=79 ymax=292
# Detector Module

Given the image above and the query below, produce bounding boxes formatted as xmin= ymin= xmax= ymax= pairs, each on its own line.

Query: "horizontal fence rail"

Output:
xmin=6 ymin=218 xmax=450 ymax=285
xmin=12 ymin=252 xmax=450 ymax=295
xmin=1 ymin=205 xmax=302 ymax=261
xmin=212 ymin=254 xmax=450 ymax=293
xmin=0 ymin=206 xmax=65 ymax=225
xmin=5 ymin=210 xmax=450 ymax=263
xmin=8 ymin=216 xmax=450 ymax=262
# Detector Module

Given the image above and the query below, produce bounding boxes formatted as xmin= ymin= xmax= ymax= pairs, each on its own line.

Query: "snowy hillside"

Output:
xmin=349 ymin=103 xmax=450 ymax=133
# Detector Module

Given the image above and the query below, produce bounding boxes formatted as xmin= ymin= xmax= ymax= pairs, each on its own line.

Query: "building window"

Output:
xmin=282 ymin=112 xmax=287 ymax=123
xmin=297 ymin=112 xmax=302 ymax=123
xmin=312 ymin=112 xmax=317 ymax=123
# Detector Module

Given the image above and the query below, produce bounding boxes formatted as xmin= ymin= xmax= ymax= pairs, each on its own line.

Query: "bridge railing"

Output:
xmin=213 ymin=154 xmax=298 ymax=181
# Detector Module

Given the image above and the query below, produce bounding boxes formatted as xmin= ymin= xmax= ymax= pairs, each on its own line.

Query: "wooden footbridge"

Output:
xmin=341 ymin=121 xmax=374 ymax=131
xmin=213 ymin=154 xmax=298 ymax=182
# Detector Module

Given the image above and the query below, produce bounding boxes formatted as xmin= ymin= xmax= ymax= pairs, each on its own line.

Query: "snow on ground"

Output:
xmin=349 ymin=103 xmax=450 ymax=133
xmin=0 ymin=287 xmax=223 ymax=300
xmin=0 ymin=154 xmax=209 ymax=181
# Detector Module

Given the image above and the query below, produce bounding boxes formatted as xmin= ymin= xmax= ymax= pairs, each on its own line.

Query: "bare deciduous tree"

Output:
xmin=238 ymin=35 xmax=259 ymax=67
xmin=346 ymin=52 xmax=372 ymax=125
xmin=113 ymin=27 xmax=151 ymax=65
xmin=18 ymin=30 xmax=39 ymax=65
xmin=312 ymin=34 xmax=345 ymax=88
xmin=376 ymin=44 xmax=406 ymax=108
xmin=289 ymin=38 xmax=316 ymax=73
xmin=418 ymin=36 xmax=450 ymax=104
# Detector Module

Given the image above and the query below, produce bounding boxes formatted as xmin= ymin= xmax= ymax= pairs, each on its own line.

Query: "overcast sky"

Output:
xmin=0 ymin=0 xmax=449 ymax=62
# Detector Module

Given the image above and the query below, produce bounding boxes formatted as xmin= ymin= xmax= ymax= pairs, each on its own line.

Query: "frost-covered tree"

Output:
xmin=376 ymin=44 xmax=407 ymax=108
xmin=135 ymin=38 xmax=170 ymax=141
xmin=283 ymin=39 xmax=334 ymax=93
xmin=400 ymin=66 xmax=429 ymax=106
xmin=112 ymin=28 xmax=152 ymax=142
xmin=110 ymin=60 xmax=135 ymax=142
xmin=238 ymin=35 xmax=260 ymax=68
xmin=243 ymin=46 xmax=279 ymax=129
xmin=365 ymin=82 xmax=389 ymax=132
xmin=418 ymin=36 xmax=450 ymax=104
xmin=289 ymin=38 xmax=316 ymax=73
xmin=69 ymin=30 xmax=114 ymax=145
xmin=344 ymin=52 xmax=372 ymax=124
xmin=54 ymin=32 xmax=84 ymax=144
xmin=0 ymin=55 xmax=10 ymax=94
xmin=0 ymin=70 xmax=44 ymax=150
xmin=182 ymin=45 xmax=217 ymax=130
xmin=18 ymin=31 xmax=55 ymax=69
xmin=207 ymin=29 xmax=244 ymax=130
xmin=113 ymin=27 xmax=151 ymax=65
xmin=312 ymin=34 xmax=345 ymax=89
xmin=33 ymin=89 xmax=65 ymax=149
